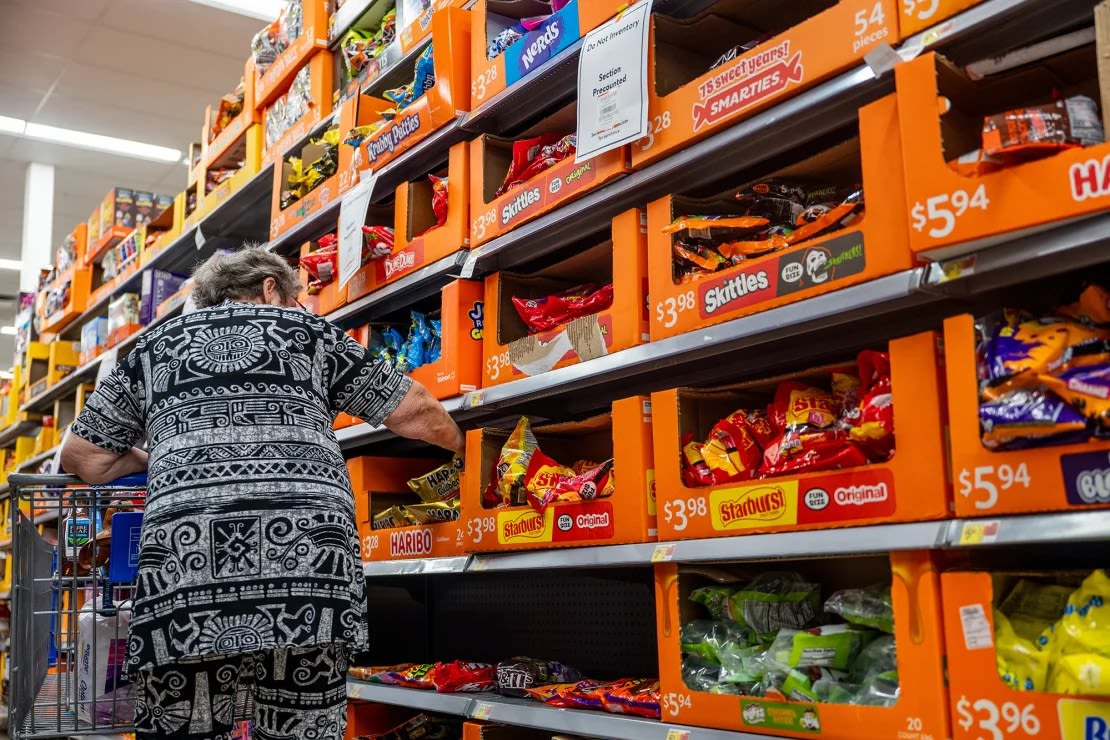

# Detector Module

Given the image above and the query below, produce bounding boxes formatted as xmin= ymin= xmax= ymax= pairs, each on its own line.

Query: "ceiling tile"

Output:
xmin=0 ymin=0 xmax=111 ymax=23
xmin=51 ymin=65 xmax=219 ymax=128
xmin=99 ymin=0 xmax=263 ymax=58
xmin=0 ymin=6 xmax=94 ymax=58
xmin=0 ymin=83 xmax=48 ymax=120
xmin=0 ymin=47 xmax=68 ymax=93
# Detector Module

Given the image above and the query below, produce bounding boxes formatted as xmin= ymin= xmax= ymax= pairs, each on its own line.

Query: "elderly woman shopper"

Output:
xmin=60 ymin=247 xmax=464 ymax=740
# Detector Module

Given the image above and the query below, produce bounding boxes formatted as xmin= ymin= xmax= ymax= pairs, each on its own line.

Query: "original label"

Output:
xmin=699 ymin=232 xmax=865 ymax=317
xmin=1061 ymin=449 xmax=1110 ymax=505
xmin=710 ymin=470 xmax=894 ymax=532
xmin=1058 ymin=699 xmax=1110 ymax=739
xmin=365 ymin=113 xmax=424 ymax=165
xmin=693 ymin=41 xmax=805 ymax=132
xmin=742 ymin=700 xmax=821 ymax=733
xmin=506 ymin=7 xmax=580 ymax=85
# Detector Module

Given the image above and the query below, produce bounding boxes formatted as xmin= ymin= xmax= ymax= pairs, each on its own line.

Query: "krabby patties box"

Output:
xmin=647 ymin=94 xmax=912 ymax=342
xmin=482 ymin=208 xmax=648 ymax=386
xmin=632 ymin=0 xmax=900 ymax=167
xmin=460 ymin=396 xmax=655 ymax=552
xmin=651 ymin=331 xmax=948 ymax=540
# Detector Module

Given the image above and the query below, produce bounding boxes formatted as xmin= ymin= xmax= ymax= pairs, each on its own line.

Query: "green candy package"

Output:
xmin=824 ymin=584 xmax=894 ymax=633
xmin=682 ymin=654 xmax=723 ymax=692
xmin=767 ymin=625 xmax=865 ymax=671
xmin=680 ymin=620 xmax=754 ymax=663
xmin=773 ymin=667 xmax=848 ymax=702
xmin=850 ymin=634 xmax=897 ymax=681
xmin=690 ymin=585 xmax=736 ymax=622
xmin=851 ymin=673 xmax=900 ymax=707
xmin=728 ymin=573 xmax=821 ymax=640
xmin=718 ymin=642 xmax=767 ymax=689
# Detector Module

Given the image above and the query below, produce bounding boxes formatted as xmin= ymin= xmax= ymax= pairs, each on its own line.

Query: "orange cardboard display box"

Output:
xmin=410 ymin=279 xmax=484 ymax=400
xmin=334 ymin=325 xmax=370 ymax=431
xmin=263 ymin=50 xmax=334 ymax=168
xmin=632 ymin=0 xmax=900 ymax=167
xmin=482 ymin=208 xmax=648 ymax=387
xmin=647 ymin=94 xmax=912 ymax=342
xmin=345 ymin=142 xmax=470 ymax=302
xmin=40 ymin=268 xmax=93 ymax=336
xmin=345 ymin=701 xmax=427 ymax=740
xmin=206 ymin=124 xmax=263 ymax=217
xmin=940 ymin=570 xmax=1110 ymax=740
xmin=254 ymin=0 xmax=328 ymax=111
xmin=141 ymin=192 xmax=186 ymax=266
xmin=206 ymin=57 xmax=261 ymax=169
xmin=655 ymin=551 xmax=950 ymax=739
xmin=469 ymin=104 xmax=630 ymax=246
xmin=898 ymin=0 xmax=982 ymax=35
xmin=400 ymin=0 xmax=468 ymax=52
xmin=352 ymin=6 xmax=470 ymax=174
xmin=298 ymin=237 xmax=349 ymax=316
xmin=468 ymin=0 xmax=626 ymax=111
xmin=460 ymin=396 xmax=655 ymax=553
xmin=652 ymin=331 xmax=948 ymax=540
xmin=341 ymin=197 xmax=406 ymax=304
xmin=944 ymin=313 xmax=1110 ymax=517
xmin=348 ymin=455 xmax=467 ymax=562
xmin=894 ymin=44 xmax=1110 ymax=259
xmin=271 ymin=121 xmax=341 ymax=239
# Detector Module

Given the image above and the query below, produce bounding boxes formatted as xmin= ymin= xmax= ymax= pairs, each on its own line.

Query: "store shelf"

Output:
xmin=20 ymin=363 xmax=100 ymax=415
xmin=0 ymin=417 xmax=42 ymax=448
xmin=362 ymin=556 xmax=469 ymax=577
xmin=948 ymin=510 xmax=1110 ymax=547
xmin=346 ymin=682 xmax=767 ymax=740
xmin=15 ymin=447 xmax=59 ymax=475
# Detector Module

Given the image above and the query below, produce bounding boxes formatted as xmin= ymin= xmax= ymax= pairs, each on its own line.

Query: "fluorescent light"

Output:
xmin=0 ymin=259 xmax=21 ymax=271
xmin=0 ymin=115 xmax=26 ymax=136
xmin=0 ymin=327 xmax=16 ymax=336
xmin=189 ymin=0 xmax=284 ymax=21
xmin=21 ymin=122 xmax=181 ymax=163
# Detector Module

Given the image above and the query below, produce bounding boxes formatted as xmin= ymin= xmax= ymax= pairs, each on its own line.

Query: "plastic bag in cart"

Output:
xmin=76 ymin=593 xmax=134 ymax=725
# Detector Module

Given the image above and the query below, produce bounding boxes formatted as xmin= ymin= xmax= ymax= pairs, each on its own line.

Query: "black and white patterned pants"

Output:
xmin=133 ymin=644 xmax=348 ymax=739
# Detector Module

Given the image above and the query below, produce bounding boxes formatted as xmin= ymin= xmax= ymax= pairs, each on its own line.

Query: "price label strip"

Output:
xmin=665 ymin=730 xmax=690 ymax=740
xmin=957 ymin=520 xmax=1000 ymax=546
xmin=472 ymin=702 xmax=494 ymax=721
xmin=575 ymin=0 xmax=652 ymax=162
xmin=651 ymin=544 xmax=675 ymax=562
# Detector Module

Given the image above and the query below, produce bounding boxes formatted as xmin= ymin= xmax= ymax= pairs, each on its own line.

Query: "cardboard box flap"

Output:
xmin=405 ymin=162 xmax=450 ymax=239
xmin=653 ymin=0 xmax=837 ymax=96
xmin=486 ymin=0 xmax=552 ymax=22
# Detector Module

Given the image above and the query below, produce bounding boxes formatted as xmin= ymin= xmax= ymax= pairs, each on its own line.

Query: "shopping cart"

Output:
xmin=8 ymin=472 xmax=146 ymax=739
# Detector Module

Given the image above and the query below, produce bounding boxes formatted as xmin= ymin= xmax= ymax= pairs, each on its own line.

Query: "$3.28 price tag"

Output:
xmin=911 ymin=184 xmax=990 ymax=239
xmin=956 ymin=697 xmax=1040 ymax=740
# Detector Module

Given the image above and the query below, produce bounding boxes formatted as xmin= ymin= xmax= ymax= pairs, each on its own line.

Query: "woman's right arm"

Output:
xmin=382 ymin=381 xmax=465 ymax=454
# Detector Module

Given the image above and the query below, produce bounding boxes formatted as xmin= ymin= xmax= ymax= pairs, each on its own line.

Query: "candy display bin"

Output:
xmin=460 ymin=396 xmax=655 ymax=553
xmin=482 ymin=208 xmax=648 ymax=387
xmin=393 ymin=142 xmax=471 ymax=274
xmin=940 ymin=569 xmax=1110 ymax=740
xmin=253 ymin=0 xmax=329 ymax=111
xmin=647 ymin=94 xmax=912 ymax=342
xmin=944 ymin=312 xmax=1110 ymax=517
xmin=468 ymin=0 xmax=627 ymax=111
xmin=297 ymin=238 xmax=348 ymax=316
xmin=270 ymin=120 xmax=340 ymax=239
xmin=632 ymin=0 xmax=900 ymax=167
xmin=408 ymin=279 xmax=484 ymax=400
xmin=263 ymin=49 xmax=335 ymax=168
xmin=39 ymin=268 xmax=93 ymax=336
xmin=352 ymin=5 xmax=471 ymax=173
xmin=652 ymin=330 xmax=948 ymax=540
xmin=895 ymin=42 xmax=1110 ymax=259
xmin=348 ymin=455 xmax=466 ymax=562
xmin=655 ymin=551 xmax=949 ymax=739
xmin=468 ymin=103 xmax=630 ymax=246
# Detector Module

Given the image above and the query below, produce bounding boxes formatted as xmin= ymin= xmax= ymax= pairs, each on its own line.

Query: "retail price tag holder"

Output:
xmin=957 ymin=519 xmax=1000 ymax=546
xmin=338 ymin=170 xmax=379 ymax=288
xmin=472 ymin=702 xmax=494 ymax=721
xmin=665 ymin=730 xmax=690 ymax=740
xmin=574 ymin=0 xmax=652 ymax=162
xmin=651 ymin=543 xmax=675 ymax=562
xmin=194 ymin=226 xmax=206 ymax=250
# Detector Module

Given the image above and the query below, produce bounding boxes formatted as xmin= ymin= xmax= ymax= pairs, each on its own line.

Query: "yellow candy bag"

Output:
xmin=407 ymin=455 xmax=464 ymax=503
xmin=995 ymin=611 xmax=1049 ymax=692
xmin=1000 ymin=579 xmax=1074 ymax=641
xmin=1047 ymin=653 xmax=1110 ymax=695
xmin=1039 ymin=570 xmax=1110 ymax=662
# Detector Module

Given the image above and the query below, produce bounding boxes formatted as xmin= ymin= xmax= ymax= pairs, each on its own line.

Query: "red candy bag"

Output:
xmin=497 ymin=133 xmax=577 ymax=196
xmin=601 ymin=678 xmax=662 ymax=719
xmin=432 ymin=661 xmax=496 ymax=693
xmin=527 ymin=680 xmax=606 ymax=709
xmin=524 ymin=452 xmax=614 ymax=512
xmin=700 ymin=411 xmax=762 ymax=484
xmin=511 ymin=283 xmax=615 ymax=334
xmin=851 ymin=351 xmax=895 ymax=460
xmin=430 ymin=174 xmax=448 ymax=226
xmin=362 ymin=225 xmax=394 ymax=262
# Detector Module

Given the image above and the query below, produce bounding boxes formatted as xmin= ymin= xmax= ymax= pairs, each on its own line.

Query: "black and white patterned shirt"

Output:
xmin=71 ymin=302 xmax=412 ymax=674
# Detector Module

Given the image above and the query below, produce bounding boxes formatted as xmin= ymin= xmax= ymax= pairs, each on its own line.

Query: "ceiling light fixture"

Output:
xmin=188 ymin=0 xmax=284 ymax=21
xmin=0 ymin=259 xmax=22 ymax=271
xmin=1 ymin=113 xmax=182 ymax=163
xmin=0 ymin=115 xmax=26 ymax=136
xmin=0 ymin=327 xmax=17 ymax=336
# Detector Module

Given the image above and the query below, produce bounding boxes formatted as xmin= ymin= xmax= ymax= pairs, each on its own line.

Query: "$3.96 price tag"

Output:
xmin=956 ymin=696 xmax=1040 ymax=740
xmin=911 ymin=184 xmax=989 ymax=239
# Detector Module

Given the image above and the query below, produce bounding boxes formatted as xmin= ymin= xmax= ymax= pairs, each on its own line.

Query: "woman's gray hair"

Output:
xmin=191 ymin=245 xmax=301 ymax=308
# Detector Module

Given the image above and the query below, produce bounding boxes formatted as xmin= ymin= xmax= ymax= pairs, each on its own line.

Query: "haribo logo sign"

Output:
xmin=506 ymin=9 xmax=581 ymax=85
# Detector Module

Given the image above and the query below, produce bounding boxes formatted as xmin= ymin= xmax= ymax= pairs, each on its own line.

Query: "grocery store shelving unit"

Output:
xmin=3 ymin=0 xmax=1110 ymax=737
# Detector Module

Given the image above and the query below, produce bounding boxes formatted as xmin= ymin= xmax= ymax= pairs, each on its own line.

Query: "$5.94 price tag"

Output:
xmin=956 ymin=697 xmax=1040 ymax=740
xmin=911 ymin=184 xmax=990 ymax=239
xmin=957 ymin=463 xmax=1031 ymax=510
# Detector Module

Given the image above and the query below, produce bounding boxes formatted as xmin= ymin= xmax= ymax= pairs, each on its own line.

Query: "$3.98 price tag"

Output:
xmin=911 ymin=184 xmax=990 ymax=239
xmin=466 ymin=516 xmax=495 ymax=544
xmin=958 ymin=463 xmax=1030 ymax=510
xmin=662 ymin=496 xmax=708 ymax=532
xmin=956 ymin=696 xmax=1040 ymax=740
xmin=656 ymin=289 xmax=696 ymax=329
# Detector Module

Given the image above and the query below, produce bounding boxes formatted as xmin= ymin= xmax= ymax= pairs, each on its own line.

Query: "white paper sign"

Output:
xmin=337 ymin=171 xmax=378 ymax=288
xmin=575 ymin=0 xmax=652 ymax=162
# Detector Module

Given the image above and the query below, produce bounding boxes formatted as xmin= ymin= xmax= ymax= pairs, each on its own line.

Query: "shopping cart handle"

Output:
xmin=6 ymin=472 xmax=148 ymax=488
